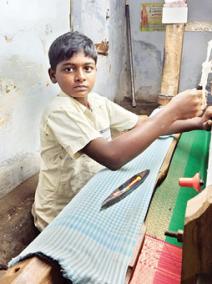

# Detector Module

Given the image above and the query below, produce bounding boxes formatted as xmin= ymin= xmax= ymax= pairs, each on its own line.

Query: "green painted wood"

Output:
xmin=166 ymin=130 xmax=210 ymax=246
xmin=146 ymin=130 xmax=211 ymax=244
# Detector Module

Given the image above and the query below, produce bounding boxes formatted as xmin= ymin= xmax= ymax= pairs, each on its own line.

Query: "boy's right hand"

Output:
xmin=167 ymin=89 xmax=204 ymax=120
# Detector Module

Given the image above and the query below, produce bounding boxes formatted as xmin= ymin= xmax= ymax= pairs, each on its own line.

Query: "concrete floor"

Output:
xmin=117 ymin=96 xmax=159 ymax=116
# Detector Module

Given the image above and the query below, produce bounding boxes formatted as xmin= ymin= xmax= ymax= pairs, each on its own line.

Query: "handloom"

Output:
xmin=9 ymin=136 xmax=173 ymax=284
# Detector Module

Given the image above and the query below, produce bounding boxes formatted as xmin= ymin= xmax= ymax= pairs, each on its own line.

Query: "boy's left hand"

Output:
xmin=201 ymin=106 xmax=212 ymax=130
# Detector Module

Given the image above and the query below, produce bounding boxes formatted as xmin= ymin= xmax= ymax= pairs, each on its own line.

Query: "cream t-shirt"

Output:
xmin=32 ymin=91 xmax=138 ymax=231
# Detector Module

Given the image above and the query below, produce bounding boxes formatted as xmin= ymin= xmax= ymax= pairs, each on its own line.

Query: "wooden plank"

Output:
xmin=156 ymin=134 xmax=180 ymax=185
xmin=182 ymin=185 xmax=212 ymax=283
xmin=0 ymin=257 xmax=52 ymax=284
xmin=158 ymin=24 xmax=185 ymax=105
xmin=125 ymin=225 xmax=146 ymax=284
xmin=0 ymin=256 xmax=68 ymax=284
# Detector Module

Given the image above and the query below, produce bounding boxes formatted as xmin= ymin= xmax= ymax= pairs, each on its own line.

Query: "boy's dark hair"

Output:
xmin=48 ymin=31 xmax=97 ymax=70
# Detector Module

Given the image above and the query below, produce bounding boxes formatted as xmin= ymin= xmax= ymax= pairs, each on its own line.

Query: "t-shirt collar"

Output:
xmin=58 ymin=91 xmax=93 ymax=113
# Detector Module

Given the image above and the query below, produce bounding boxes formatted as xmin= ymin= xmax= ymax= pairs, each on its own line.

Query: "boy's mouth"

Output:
xmin=74 ymin=85 xmax=88 ymax=90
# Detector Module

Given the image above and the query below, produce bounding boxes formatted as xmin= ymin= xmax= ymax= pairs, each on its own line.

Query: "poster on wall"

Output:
xmin=140 ymin=3 xmax=165 ymax=31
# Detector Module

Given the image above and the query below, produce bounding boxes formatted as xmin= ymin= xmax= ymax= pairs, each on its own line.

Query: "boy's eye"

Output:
xmin=84 ymin=66 xmax=94 ymax=72
xmin=62 ymin=65 xmax=95 ymax=73
xmin=64 ymin=66 xmax=75 ymax=72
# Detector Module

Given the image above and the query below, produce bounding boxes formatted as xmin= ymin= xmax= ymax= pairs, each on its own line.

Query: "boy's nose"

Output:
xmin=75 ymin=69 xmax=86 ymax=82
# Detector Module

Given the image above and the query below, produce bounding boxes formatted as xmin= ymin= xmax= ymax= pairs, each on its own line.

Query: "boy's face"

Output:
xmin=49 ymin=51 xmax=96 ymax=100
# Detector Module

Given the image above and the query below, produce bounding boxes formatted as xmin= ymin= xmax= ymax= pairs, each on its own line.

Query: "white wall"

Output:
xmin=70 ymin=0 xmax=127 ymax=101
xmin=180 ymin=0 xmax=212 ymax=90
xmin=0 ymin=0 xmax=70 ymax=197
xmin=0 ymin=0 xmax=128 ymax=198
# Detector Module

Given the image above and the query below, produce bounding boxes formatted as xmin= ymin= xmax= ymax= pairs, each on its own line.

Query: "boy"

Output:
xmin=32 ymin=31 xmax=212 ymax=231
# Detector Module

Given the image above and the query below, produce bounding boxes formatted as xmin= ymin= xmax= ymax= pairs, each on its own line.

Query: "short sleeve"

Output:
xmin=47 ymin=109 xmax=101 ymax=157
xmin=105 ymin=98 xmax=138 ymax=131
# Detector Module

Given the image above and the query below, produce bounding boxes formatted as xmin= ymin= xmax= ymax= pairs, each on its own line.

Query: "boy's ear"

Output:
xmin=48 ymin=68 xmax=57 ymax=84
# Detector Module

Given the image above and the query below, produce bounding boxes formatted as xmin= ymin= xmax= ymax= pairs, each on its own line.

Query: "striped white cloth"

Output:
xmin=9 ymin=137 xmax=173 ymax=284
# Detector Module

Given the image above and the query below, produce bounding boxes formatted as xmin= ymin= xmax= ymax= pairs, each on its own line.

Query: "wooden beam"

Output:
xmin=158 ymin=24 xmax=185 ymax=105
xmin=0 ymin=256 xmax=69 ymax=284
xmin=156 ymin=134 xmax=180 ymax=185
xmin=126 ymin=225 xmax=146 ymax=283
xmin=182 ymin=185 xmax=212 ymax=283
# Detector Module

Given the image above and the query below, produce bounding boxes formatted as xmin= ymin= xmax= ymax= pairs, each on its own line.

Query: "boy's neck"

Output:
xmin=73 ymin=96 xmax=92 ymax=110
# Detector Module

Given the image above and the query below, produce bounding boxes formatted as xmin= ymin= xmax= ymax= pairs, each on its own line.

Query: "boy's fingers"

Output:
xmin=197 ymin=110 xmax=204 ymax=117
xmin=189 ymin=89 xmax=202 ymax=96
xmin=201 ymin=102 xmax=207 ymax=111
xmin=203 ymin=120 xmax=212 ymax=128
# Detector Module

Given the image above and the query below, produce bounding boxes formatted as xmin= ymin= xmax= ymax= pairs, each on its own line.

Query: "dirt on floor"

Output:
xmin=0 ymin=174 xmax=39 ymax=265
xmin=116 ymin=96 xmax=159 ymax=116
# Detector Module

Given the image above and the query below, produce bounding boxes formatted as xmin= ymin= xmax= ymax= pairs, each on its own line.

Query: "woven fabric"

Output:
xmin=9 ymin=137 xmax=173 ymax=284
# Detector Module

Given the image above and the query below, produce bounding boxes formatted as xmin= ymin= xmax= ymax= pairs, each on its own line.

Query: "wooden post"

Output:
xmin=182 ymin=185 xmax=212 ymax=283
xmin=158 ymin=24 xmax=185 ymax=105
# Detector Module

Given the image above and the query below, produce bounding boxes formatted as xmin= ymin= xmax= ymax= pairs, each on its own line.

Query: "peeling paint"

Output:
xmin=95 ymin=40 xmax=109 ymax=55
xmin=185 ymin=21 xmax=212 ymax=32
xmin=0 ymin=79 xmax=18 ymax=96
xmin=4 ymin=35 xmax=13 ymax=42
xmin=106 ymin=8 xmax=110 ymax=20
xmin=0 ymin=0 xmax=70 ymax=197
xmin=0 ymin=98 xmax=16 ymax=129
xmin=0 ymin=112 xmax=11 ymax=128
xmin=0 ymin=78 xmax=19 ymax=127
xmin=0 ymin=56 xmax=45 ymax=90
xmin=44 ymin=24 xmax=53 ymax=35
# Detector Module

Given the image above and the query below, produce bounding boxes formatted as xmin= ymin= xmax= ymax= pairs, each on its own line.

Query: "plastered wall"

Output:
xmin=70 ymin=0 xmax=127 ymax=101
xmin=0 ymin=0 xmax=70 ymax=197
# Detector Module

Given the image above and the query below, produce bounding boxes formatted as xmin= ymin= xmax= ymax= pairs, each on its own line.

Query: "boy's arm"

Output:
xmin=82 ymin=89 xmax=204 ymax=170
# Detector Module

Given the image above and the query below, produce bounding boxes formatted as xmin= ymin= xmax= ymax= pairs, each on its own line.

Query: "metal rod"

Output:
xmin=125 ymin=2 xmax=136 ymax=107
